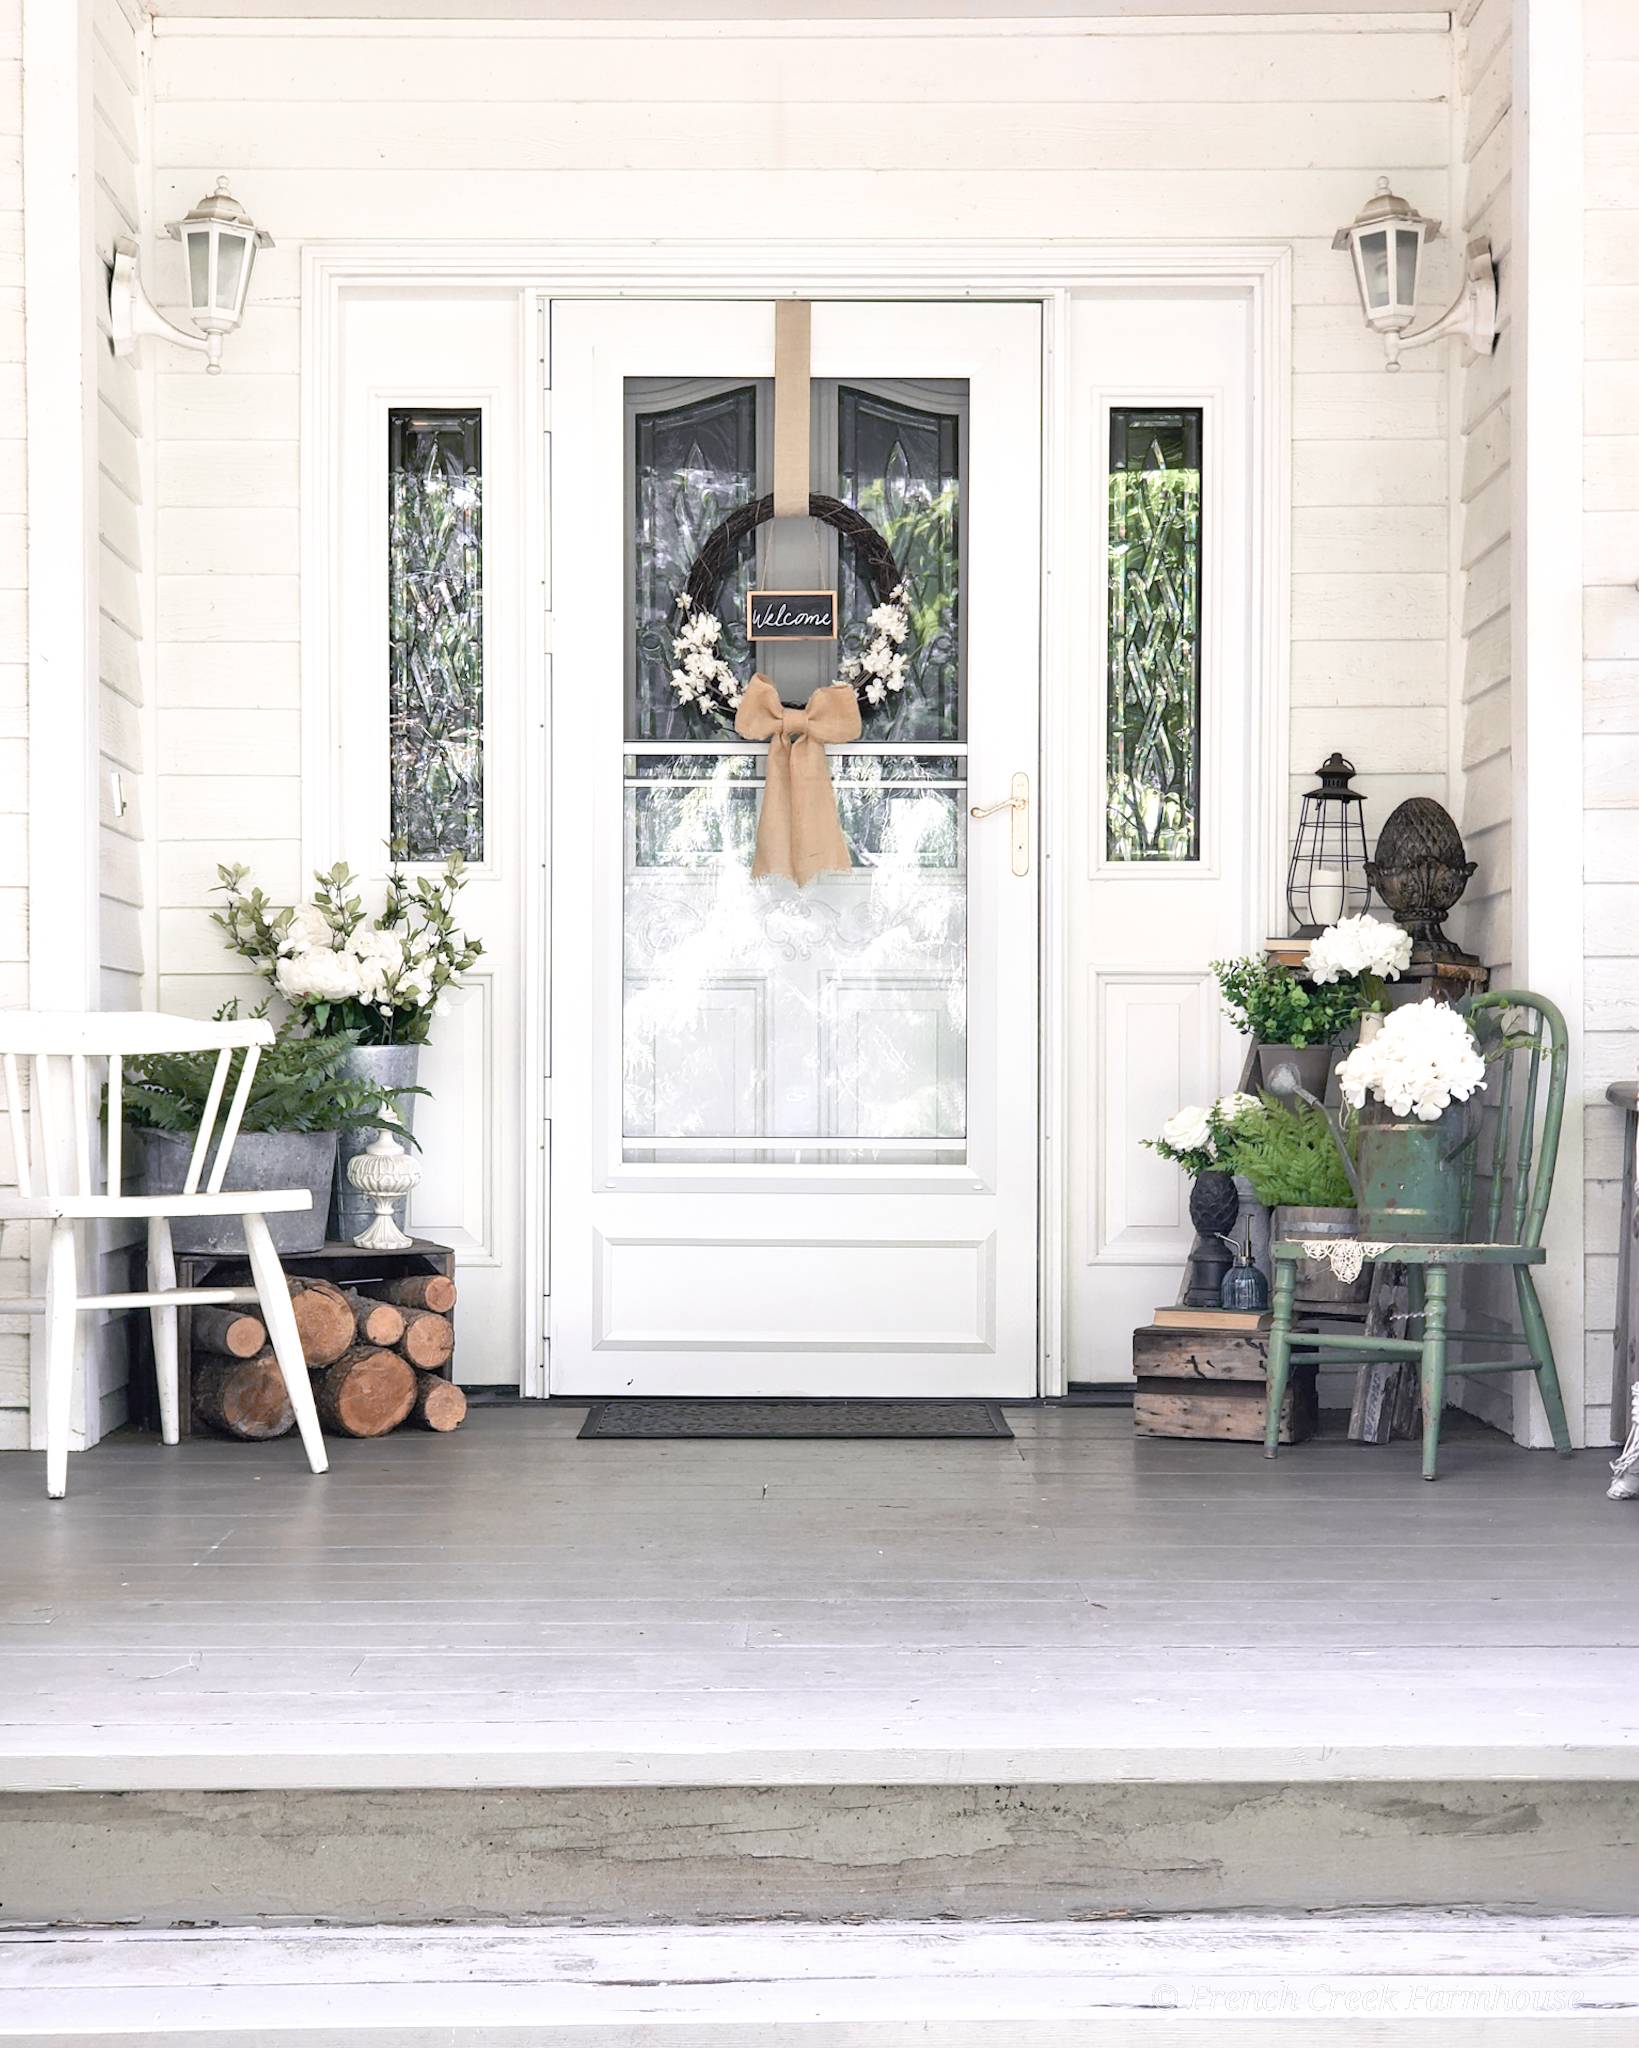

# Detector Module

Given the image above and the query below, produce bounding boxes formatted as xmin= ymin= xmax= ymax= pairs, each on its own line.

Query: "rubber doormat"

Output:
xmin=578 ymin=1399 xmax=1014 ymax=1441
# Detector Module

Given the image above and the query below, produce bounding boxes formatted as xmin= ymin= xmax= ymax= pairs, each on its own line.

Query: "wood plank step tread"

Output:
xmin=2 ymin=1916 xmax=1636 ymax=2038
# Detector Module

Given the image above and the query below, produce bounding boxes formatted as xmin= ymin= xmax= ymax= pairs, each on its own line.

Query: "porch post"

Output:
xmin=21 ymin=0 xmax=102 ymax=1448
xmin=1511 ymin=0 xmax=1586 ymax=1447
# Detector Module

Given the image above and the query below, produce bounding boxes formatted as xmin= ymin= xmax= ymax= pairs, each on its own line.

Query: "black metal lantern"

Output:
xmin=1286 ymin=753 xmax=1372 ymax=937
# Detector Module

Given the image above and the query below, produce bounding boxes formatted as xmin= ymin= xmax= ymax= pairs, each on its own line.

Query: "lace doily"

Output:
xmin=1299 ymin=1238 xmax=1393 ymax=1284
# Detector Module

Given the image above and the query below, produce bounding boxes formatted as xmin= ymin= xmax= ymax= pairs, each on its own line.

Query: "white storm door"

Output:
xmin=331 ymin=290 xmax=527 ymax=1386
xmin=549 ymin=299 xmax=1041 ymax=1396
xmin=1064 ymin=292 xmax=1259 ymax=1380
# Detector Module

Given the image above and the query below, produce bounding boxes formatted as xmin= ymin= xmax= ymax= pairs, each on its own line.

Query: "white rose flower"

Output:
xmin=1161 ymin=1104 xmax=1214 ymax=1154
xmin=1213 ymin=1091 xmax=1262 ymax=1127
xmin=275 ymin=945 xmax=361 ymax=1004
xmin=278 ymin=902 xmax=334 ymax=956
xmin=348 ymin=926 xmax=405 ymax=969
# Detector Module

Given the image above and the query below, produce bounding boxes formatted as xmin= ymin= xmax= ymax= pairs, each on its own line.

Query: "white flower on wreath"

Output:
xmin=668 ymin=581 xmax=912 ymax=724
xmin=1335 ymin=997 xmax=1486 ymax=1122
xmin=1161 ymin=1104 xmax=1214 ymax=1154
xmin=1307 ymin=913 xmax=1413 ymax=986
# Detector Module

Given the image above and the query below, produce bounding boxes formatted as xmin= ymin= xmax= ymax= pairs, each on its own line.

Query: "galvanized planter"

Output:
xmin=328 ymin=1042 xmax=422 ymax=1242
xmin=137 ymin=1128 xmax=336 ymax=1256
xmin=1274 ymin=1202 xmax=1370 ymax=1306
xmin=1254 ymin=1043 xmax=1335 ymax=1099
xmin=1356 ymin=1098 xmax=1476 ymax=1243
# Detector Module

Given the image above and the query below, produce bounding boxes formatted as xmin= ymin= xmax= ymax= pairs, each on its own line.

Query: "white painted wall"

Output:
xmin=146 ymin=11 xmax=1459 ymax=1033
xmin=1583 ymin=0 xmax=1639 ymax=1447
xmin=0 ymin=0 xmax=26 ymax=1450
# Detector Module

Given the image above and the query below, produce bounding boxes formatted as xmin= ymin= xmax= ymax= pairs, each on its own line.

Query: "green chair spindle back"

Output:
xmin=1465 ymin=991 xmax=1567 ymax=1250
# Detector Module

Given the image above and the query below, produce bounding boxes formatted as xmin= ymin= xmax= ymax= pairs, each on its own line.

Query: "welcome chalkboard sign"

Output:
xmin=747 ymin=589 xmax=837 ymax=642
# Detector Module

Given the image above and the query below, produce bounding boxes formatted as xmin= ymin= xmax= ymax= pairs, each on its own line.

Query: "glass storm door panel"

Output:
xmin=550 ymin=301 xmax=1040 ymax=1397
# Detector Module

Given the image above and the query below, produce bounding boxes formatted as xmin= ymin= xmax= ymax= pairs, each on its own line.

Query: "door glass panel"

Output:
xmin=1106 ymin=405 xmax=1202 ymax=862
xmin=622 ymin=374 xmax=969 ymax=1166
xmin=388 ymin=406 xmax=484 ymax=861
xmin=629 ymin=384 xmax=759 ymax=741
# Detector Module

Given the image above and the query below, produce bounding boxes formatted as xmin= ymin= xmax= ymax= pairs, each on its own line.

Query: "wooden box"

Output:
xmin=1132 ymin=1324 xmax=1317 ymax=1445
xmin=133 ymin=1237 xmax=457 ymax=1440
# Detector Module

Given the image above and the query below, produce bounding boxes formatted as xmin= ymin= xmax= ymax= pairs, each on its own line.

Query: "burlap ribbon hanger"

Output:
xmin=735 ymin=300 xmax=856 ymax=886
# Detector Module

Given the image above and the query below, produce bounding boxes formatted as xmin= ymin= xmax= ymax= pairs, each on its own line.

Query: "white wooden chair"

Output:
xmin=0 ymin=1012 xmax=328 ymax=1497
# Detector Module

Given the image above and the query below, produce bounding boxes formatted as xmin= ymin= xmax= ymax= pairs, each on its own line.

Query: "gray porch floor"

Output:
xmin=1 ymin=1403 xmax=1636 ymax=1790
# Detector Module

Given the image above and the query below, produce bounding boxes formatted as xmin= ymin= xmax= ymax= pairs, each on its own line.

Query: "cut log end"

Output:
xmin=192 ymin=1307 xmax=268 ymax=1361
xmin=399 ymin=1306 xmax=455 ymax=1371
xmin=312 ymin=1347 xmax=416 ymax=1438
xmin=340 ymin=1286 xmax=408 ymax=1349
xmin=375 ymin=1273 xmax=457 ymax=1314
xmin=412 ymin=1370 xmax=467 ymax=1433
xmin=192 ymin=1352 xmax=295 ymax=1441
xmin=288 ymin=1278 xmax=357 ymax=1368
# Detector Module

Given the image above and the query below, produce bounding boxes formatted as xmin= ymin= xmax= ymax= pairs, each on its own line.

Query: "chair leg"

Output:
xmin=147 ymin=1216 xmax=180 ymax=1447
xmin=243 ymin=1213 xmax=328 ymax=1476
xmin=1420 ymin=1264 xmax=1449 ymax=1482
xmin=1517 ymin=1267 xmax=1573 ymax=1456
xmin=1263 ymin=1254 xmax=1297 ymax=1459
xmin=44 ymin=1221 xmax=77 ymax=1501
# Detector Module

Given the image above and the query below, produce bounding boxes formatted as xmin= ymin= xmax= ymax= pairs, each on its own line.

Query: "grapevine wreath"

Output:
xmin=668 ymin=492 xmax=912 ymax=729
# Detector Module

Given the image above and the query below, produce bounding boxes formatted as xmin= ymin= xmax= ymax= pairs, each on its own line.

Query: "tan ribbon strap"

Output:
xmin=772 ymin=299 xmax=811 ymax=520
xmin=734 ymin=674 xmax=861 ymax=886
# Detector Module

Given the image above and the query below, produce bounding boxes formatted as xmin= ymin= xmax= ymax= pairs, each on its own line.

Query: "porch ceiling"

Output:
xmin=145 ymin=1 xmax=1454 ymax=18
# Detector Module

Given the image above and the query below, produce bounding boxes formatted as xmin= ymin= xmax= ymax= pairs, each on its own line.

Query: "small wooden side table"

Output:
xmin=133 ymin=1236 xmax=457 ymax=1439
xmin=1608 ymin=1083 xmax=1639 ymax=1441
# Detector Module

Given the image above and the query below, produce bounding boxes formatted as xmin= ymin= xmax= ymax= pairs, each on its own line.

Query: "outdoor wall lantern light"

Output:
xmin=110 ymin=179 xmax=272 ymax=375
xmin=1333 ymin=177 xmax=1497 ymax=371
xmin=1287 ymin=753 xmax=1372 ymax=938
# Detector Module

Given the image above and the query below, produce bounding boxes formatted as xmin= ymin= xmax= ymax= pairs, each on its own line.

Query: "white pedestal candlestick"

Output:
xmin=347 ymin=1122 xmax=421 ymax=1251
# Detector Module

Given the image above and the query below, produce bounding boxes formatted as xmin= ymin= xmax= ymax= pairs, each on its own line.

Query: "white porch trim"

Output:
xmin=300 ymin=237 xmax=1292 ymax=1401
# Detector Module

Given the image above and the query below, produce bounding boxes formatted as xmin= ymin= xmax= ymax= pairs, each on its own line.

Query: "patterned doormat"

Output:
xmin=578 ymin=1399 xmax=1014 ymax=1441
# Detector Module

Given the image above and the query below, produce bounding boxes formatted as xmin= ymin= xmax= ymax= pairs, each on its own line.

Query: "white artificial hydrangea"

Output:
xmin=1335 ymin=997 xmax=1487 ymax=1122
xmin=1161 ymin=1104 xmax=1214 ymax=1154
xmin=1306 ymin=914 xmax=1414 ymax=986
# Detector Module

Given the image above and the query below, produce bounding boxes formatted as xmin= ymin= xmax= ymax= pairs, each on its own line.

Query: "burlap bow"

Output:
xmin=734 ymin=674 xmax=862 ymax=886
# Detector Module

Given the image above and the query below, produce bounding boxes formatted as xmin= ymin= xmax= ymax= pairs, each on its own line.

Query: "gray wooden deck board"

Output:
xmin=2 ymin=1405 xmax=1637 ymax=1787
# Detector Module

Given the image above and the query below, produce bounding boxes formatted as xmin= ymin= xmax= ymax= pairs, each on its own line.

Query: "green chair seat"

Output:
xmin=1264 ymin=990 xmax=1572 ymax=1480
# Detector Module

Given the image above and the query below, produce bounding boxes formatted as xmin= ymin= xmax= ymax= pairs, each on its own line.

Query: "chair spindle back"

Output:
xmin=1466 ymin=990 xmax=1567 ymax=1250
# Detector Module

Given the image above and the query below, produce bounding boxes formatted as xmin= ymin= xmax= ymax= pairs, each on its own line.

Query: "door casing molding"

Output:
xmin=301 ymin=239 xmax=1292 ymax=1400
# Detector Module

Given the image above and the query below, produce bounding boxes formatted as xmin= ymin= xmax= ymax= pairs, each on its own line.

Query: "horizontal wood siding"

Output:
xmin=0 ymin=0 xmax=20 ymax=1448
xmin=1585 ymin=0 xmax=1639 ymax=1448
xmin=148 ymin=13 xmax=1456 ymax=1021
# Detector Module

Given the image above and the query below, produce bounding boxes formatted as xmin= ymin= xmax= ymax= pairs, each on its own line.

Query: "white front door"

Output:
xmin=549 ymin=299 xmax=1041 ymax=1396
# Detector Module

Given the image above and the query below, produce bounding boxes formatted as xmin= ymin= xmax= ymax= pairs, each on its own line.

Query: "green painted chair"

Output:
xmin=1263 ymin=991 xmax=1573 ymax=1481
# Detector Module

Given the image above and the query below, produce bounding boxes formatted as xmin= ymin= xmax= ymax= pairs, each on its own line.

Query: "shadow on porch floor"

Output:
xmin=0 ymin=1402 xmax=1633 ymax=1794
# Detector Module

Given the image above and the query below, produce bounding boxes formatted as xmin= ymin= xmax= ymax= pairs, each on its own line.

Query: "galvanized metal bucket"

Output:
xmin=1254 ymin=1043 xmax=1336 ymax=1099
xmin=328 ymin=1042 xmax=422 ymax=1243
xmin=1356 ymin=1098 xmax=1477 ymax=1243
xmin=1274 ymin=1202 xmax=1370 ymax=1306
xmin=137 ymin=1128 xmax=336 ymax=1255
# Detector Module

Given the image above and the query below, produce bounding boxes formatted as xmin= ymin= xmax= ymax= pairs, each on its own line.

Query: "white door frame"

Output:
xmin=301 ymin=239 xmax=1291 ymax=1400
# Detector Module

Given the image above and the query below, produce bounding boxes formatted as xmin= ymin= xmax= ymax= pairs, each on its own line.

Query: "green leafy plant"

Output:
xmin=1216 ymin=1095 xmax=1356 ymax=1209
xmin=1211 ymin=955 xmax=1362 ymax=1048
xmin=120 ymin=1010 xmax=417 ymax=1141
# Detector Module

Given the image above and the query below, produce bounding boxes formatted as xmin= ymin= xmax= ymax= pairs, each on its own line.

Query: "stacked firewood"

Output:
xmin=191 ymin=1273 xmax=465 ymax=1441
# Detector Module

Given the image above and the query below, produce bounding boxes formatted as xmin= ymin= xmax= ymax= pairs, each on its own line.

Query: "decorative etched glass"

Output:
xmin=387 ymin=408 xmax=483 ymax=862
xmin=1106 ymin=407 xmax=1203 ymax=862
xmin=630 ymin=384 xmax=758 ymax=740
xmin=837 ymin=384 xmax=963 ymax=742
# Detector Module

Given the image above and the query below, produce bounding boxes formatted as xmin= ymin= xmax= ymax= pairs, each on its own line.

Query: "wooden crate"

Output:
xmin=1132 ymin=1324 xmax=1317 ymax=1445
xmin=133 ymin=1237 xmax=457 ymax=1440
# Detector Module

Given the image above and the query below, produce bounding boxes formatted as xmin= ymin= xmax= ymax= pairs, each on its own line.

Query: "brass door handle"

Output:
xmin=970 ymin=773 xmax=1030 ymax=877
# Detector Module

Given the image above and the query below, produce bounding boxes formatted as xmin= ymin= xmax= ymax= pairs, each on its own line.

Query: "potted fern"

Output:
xmin=1218 ymin=1095 xmax=1365 ymax=1306
xmin=123 ymin=1017 xmax=409 ymax=1255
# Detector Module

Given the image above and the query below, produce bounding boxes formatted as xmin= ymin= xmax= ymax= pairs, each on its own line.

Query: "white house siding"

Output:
xmin=1584 ymin=0 xmax=1639 ymax=1448
xmin=147 ymin=12 xmax=1458 ymax=1019
xmin=0 ymin=0 xmax=24 ymax=1450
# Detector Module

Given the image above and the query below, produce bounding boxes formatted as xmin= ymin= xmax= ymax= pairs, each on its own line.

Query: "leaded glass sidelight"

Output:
xmin=837 ymin=384 xmax=963 ymax=743
xmin=387 ymin=407 xmax=483 ymax=862
xmin=1106 ymin=407 xmax=1203 ymax=863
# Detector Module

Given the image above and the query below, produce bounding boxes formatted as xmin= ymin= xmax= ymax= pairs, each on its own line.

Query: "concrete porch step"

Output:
xmin=2 ymin=1915 xmax=1636 ymax=2044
